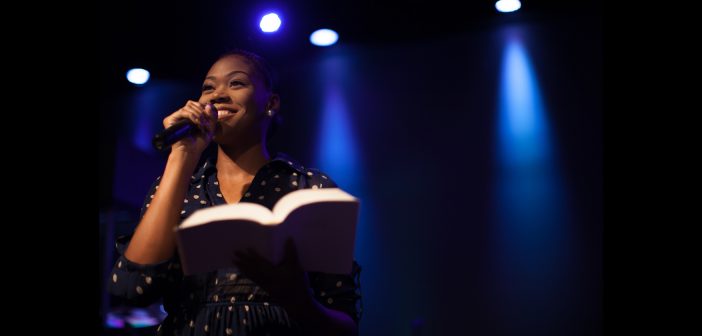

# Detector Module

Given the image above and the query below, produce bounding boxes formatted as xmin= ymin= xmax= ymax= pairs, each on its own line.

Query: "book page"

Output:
xmin=179 ymin=202 xmax=277 ymax=229
xmin=271 ymin=188 xmax=357 ymax=223
xmin=272 ymin=195 xmax=360 ymax=274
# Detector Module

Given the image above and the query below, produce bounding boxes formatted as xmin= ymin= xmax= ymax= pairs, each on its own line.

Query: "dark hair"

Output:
xmin=217 ymin=49 xmax=282 ymax=141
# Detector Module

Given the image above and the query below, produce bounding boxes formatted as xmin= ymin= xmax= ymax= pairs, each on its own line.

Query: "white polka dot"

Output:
xmin=181 ymin=210 xmax=186 ymax=214
xmin=155 ymin=185 xmax=159 ymax=189
xmin=261 ymin=180 xmax=266 ymax=186
xmin=215 ymin=278 xmax=218 ymax=285
xmin=146 ymin=203 xmax=150 ymax=208
xmin=112 ymin=274 xmax=117 ymax=283
xmin=322 ymin=175 xmax=328 ymax=179
xmin=336 ymin=280 xmax=342 ymax=287
xmin=145 ymin=276 xmax=152 ymax=285
xmin=189 ymin=320 xmax=195 ymax=328
xmin=150 ymin=194 xmax=154 ymax=199
xmin=274 ymin=175 xmax=280 ymax=179
xmin=214 ymin=181 xmax=219 ymax=185
xmin=216 ymin=312 xmax=221 ymax=319
xmin=292 ymin=181 xmax=298 ymax=187
xmin=196 ymin=185 xmax=201 ymax=189
xmin=184 ymin=199 xmax=189 ymax=203
xmin=136 ymin=286 xmax=143 ymax=295
xmin=230 ymin=297 xmax=236 ymax=303
xmin=312 ymin=185 xmax=318 ymax=190
xmin=245 ymin=305 xmax=250 ymax=312
xmin=274 ymin=187 xmax=281 ymax=192
xmin=307 ymin=171 xmax=313 ymax=176
xmin=204 ymin=325 xmax=208 ymax=332
xmin=258 ymin=195 xmax=264 ymax=200
xmin=191 ymin=176 xmax=195 ymax=179
xmin=243 ymin=318 xmax=247 ymax=325
xmin=228 ymin=273 xmax=237 ymax=281
xmin=213 ymin=294 xmax=219 ymax=302
xmin=216 ymin=193 xmax=222 ymax=198
xmin=226 ymin=328 xmax=233 ymax=335
xmin=248 ymin=293 xmax=255 ymax=300
xmin=244 ymin=192 xmax=251 ymax=197
xmin=200 ymin=200 xmax=207 ymax=204
xmin=320 ymin=291 xmax=326 ymax=297
xmin=293 ymin=172 xmax=298 ymax=176
xmin=327 ymin=298 xmax=334 ymax=304
xmin=287 ymin=161 xmax=293 ymax=165
xmin=228 ymin=306 xmax=233 ymax=311
xmin=117 ymin=261 xmax=122 ymax=268
xmin=193 ymin=195 xmax=200 ymax=199
xmin=263 ymin=302 xmax=269 ymax=306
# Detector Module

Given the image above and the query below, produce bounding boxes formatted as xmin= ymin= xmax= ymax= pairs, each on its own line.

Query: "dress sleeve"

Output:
xmin=308 ymin=261 xmax=363 ymax=323
xmin=107 ymin=176 xmax=182 ymax=307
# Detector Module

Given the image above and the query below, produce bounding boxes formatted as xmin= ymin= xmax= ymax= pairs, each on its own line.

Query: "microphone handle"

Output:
xmin=152 ymin=119 xmax=198 ymax=151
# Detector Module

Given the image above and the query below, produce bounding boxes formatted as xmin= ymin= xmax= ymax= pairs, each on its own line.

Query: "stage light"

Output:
xmin=260 ymin=13 xmax=282 ymax=32
xmin=310 ymin=29 xmax=339 ymax=47
xmin=126 ymin=68 xmax=150 ymax=85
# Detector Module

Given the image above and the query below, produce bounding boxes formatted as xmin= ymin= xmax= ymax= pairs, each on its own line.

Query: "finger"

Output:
xmin=203 ymin=104 xmax=216 ymax=135
xmin=186 ymin=100 xmax=205 ymax=112
xmin=181 ymin=106 xmax=203 ymax=126
xmin=207 ymin=103 xmax=218 ymax=124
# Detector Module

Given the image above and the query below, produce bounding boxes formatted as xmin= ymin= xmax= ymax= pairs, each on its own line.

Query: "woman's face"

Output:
xmin=199 ymin=55 xmax=272 ymax=145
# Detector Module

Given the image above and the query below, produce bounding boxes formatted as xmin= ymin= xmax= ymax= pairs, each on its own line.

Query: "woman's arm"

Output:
xmin=124 ymin=151 xmax=200 ymax=264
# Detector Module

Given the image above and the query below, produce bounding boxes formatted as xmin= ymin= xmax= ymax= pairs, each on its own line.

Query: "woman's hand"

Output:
xmin=232 ymin=238 xmax=312 ymax=306
xmin=162 ymin=100 xmax=218 ymax=154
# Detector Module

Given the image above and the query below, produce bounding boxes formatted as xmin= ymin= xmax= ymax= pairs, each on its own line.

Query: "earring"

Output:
xmin=267 ymin=109 xmax=275 ymax=117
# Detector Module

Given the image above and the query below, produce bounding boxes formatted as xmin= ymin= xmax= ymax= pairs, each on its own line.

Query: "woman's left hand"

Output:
xmin=232 ymin=238 xmax=312 ymax=306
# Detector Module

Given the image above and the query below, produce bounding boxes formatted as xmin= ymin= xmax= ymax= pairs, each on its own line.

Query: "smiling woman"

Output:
xmin=108 ymin=49 xmax=362 ymax=336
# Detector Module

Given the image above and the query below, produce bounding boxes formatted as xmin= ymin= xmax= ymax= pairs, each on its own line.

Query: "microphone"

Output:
xmin=152 ymin=119 xmax=199 ymax=151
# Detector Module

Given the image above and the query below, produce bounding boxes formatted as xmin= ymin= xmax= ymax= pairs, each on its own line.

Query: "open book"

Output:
xmin=175 ymin=188 xmax=359 ymax=275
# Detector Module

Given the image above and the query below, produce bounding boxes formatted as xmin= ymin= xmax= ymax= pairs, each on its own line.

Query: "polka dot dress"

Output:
xmin=108 ymin=153 xmax=362 ymax=335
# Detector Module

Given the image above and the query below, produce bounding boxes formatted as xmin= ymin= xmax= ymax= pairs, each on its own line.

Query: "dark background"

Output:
xmin=100 ymin=1 xmax=602 ymax=334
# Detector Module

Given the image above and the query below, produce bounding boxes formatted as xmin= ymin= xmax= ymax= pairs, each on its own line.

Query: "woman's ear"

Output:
xmin=266 ymin=94 xmax=280 ymax=112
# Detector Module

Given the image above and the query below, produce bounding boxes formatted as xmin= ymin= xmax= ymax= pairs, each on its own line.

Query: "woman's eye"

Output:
xmin=201 ymin=85 xmax=213 ymax=92
xmin=230 ymin=81 xmax=245 ymax=87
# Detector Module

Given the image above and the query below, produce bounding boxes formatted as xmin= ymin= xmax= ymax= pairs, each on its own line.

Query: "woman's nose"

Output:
xmin=209 ymin=94 xmax=229 ymax=104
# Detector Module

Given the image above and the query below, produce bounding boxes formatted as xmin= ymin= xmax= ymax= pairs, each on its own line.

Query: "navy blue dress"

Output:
xmin=108 ymin=153 xmax=362 ymax=335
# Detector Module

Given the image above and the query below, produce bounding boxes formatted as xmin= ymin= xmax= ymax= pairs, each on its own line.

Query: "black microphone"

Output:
xmin=152 ymin=119 xmax=199 ymax=151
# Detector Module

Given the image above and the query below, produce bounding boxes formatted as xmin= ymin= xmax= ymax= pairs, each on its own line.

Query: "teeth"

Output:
xmin=217 ymin=111 xmax=234 ymax=119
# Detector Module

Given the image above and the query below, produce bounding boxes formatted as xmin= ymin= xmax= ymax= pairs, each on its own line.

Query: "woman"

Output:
xmin=109 ymin=49 xmax=361 ymax=335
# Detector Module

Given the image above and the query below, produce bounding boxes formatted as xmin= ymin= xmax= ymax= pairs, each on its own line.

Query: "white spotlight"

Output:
xmin=260 ymin=13 xmax=282 ymax=33
xmin=495 ymin=0 xmax=521 ymax=13
xmin=126 ymin=68 xmax=150 ymax=85
xmin=309 ymin=29 xmax=339 ymax=47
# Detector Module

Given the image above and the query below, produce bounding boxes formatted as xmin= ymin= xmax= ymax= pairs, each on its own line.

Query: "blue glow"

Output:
xmin=105 ymin=313 xmax=125 ymax=329
xmin=310 ymin=29 xmax=339 ymax=47
xmin=492 ymin=30 xmax=573 ymax=328
xmin=495 ymin=0 xmax=521 ymax=13
xmin=316 ymin=56 xmax=358 ymax=188
xmin=126 ymin=68 xmax=150 ymax=85
xmin=125 ymin=309 xmax=160 ymax=328
xmin=259 ymin=13 xmax=281 ymax=33
xmin=497 ymin=40 xmax=551 ymax=166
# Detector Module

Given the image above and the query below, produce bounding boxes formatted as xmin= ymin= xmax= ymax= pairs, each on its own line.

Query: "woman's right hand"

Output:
xmin=162 ymin=100 xmax=217 ymax=155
